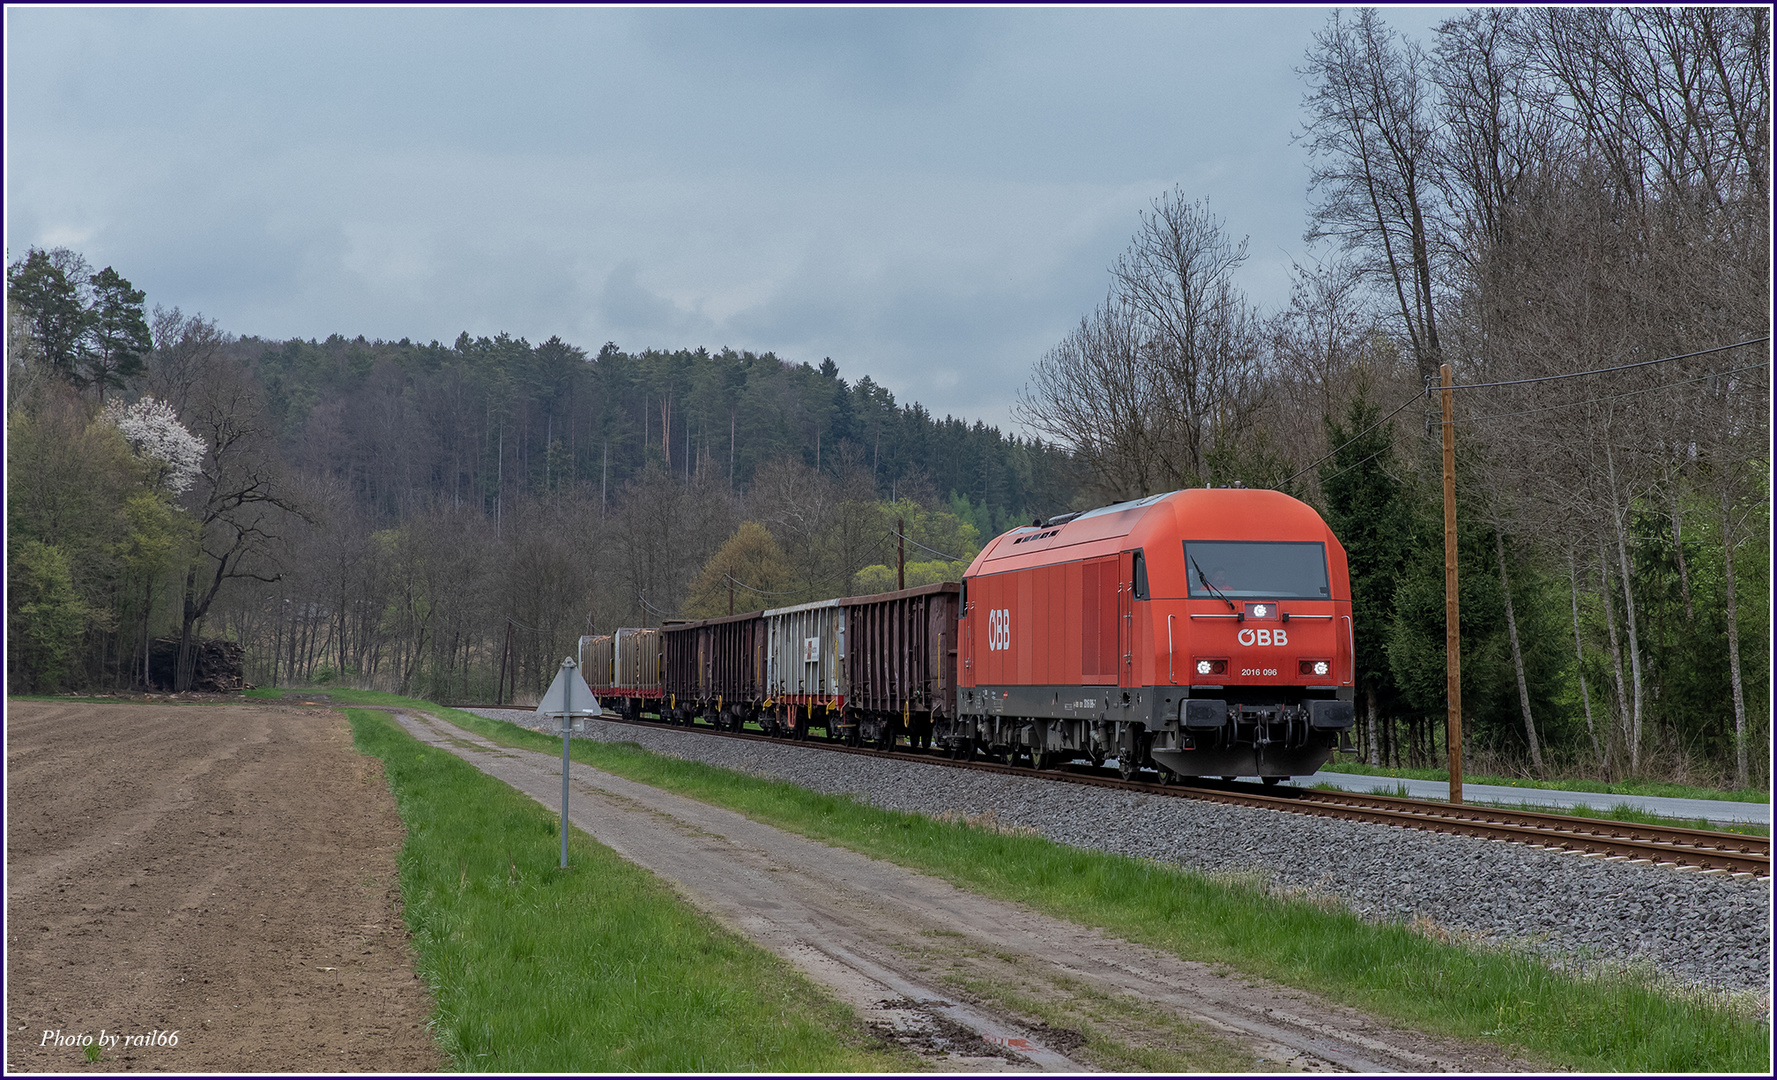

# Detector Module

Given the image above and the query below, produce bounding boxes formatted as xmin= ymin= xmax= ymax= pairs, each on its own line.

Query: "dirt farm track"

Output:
xmin=4 ymin=701 xmax=441 ymax=1073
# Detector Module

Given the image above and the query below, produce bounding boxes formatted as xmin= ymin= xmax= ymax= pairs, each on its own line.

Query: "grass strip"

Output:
xmin=315 ymin=690 xmax=1765 ymax=1072
xmin=1319 ymin=758 xmax=1770 ymax=804
xmin=344 ymin=707 xmax=907 ymax=1073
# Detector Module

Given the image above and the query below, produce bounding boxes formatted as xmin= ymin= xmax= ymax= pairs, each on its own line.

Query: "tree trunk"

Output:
xmin=1366 ymin=686 xmax=1381 ymax=766
xmin=1722 ymin=496 xmax=1749 ymax=790
xmin=1598 ymin=539 xmax=1629 ymax=779
xmin=1604 ymin=441 xmax=1646 ymax=774
xmin=1568 ymin=552 xmax=1604 ymax=771
xmin=1495 ymin=531 xmax=1544 ymax=773
xmin=175 ymin=567 xmax=199 ymax=691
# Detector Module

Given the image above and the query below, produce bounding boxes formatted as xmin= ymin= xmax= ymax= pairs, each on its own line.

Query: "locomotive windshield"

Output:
xmin=1184 ymin=541 xmax=1330 ymax=600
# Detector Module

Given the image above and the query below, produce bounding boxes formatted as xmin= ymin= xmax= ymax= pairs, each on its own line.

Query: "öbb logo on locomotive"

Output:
xmin=1236 ymin=627 xmax=1288 ymax=647
xmin=583 ymin=487 xmax=1356 ymax=783
xmin=986 ymin=608 xmax=1012 ymax=651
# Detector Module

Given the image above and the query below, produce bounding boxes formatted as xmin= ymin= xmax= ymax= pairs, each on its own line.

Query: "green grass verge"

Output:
xmin=1318 ymin=757 xmax=1769 ymax=803
xmin=344 ymin=706 xmax=908 ymax=1072
xmin=308 ymin=688 xmax=1769 ymax=1073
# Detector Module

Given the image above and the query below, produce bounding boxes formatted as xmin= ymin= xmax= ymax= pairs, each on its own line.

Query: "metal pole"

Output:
xmin=1441 ymin=363 xmax=1463 ymax=805
xmin=561 ymin=659 xmax=572 ymax=869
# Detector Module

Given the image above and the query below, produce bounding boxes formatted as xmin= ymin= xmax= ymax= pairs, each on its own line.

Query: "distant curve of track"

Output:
xmin=489 ymin=706 xmax=1770 ymax=878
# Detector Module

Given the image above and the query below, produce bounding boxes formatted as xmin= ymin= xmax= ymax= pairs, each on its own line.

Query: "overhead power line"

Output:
xmin=1449 ymin=336 xmax=1769 ymax=392
xmin=722 ymin=572 xmax=798 ymax=597
xmin=890 ymin=529 xmax=966 ymax=563
xmin=1282 ymin=391 xmax=1425 ymax=486
xmin=1454 ymin=359 xmax=1771 ymax=425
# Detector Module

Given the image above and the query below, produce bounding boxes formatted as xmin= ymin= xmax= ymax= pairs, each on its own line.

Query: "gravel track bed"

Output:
xmin=472 ymin=709 xmax=1771 ymax=1000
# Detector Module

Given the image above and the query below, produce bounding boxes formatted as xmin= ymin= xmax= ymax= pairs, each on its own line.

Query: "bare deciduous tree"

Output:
xmin=1300 ymin=7 xmax=1446 ymax=384
xmin=1018 ymin=190 xmax=1266 ymax=499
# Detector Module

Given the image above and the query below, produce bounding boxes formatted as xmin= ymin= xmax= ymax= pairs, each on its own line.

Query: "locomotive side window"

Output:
xmin=1184 ymin=541 xmax=1329 ymax=599
xmin=1131 ymin=550 xmax=1149 ymax=600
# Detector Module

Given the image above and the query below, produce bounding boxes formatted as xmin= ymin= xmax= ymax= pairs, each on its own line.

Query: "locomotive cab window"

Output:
xmin=1131 ymin=550 xmax=1149 ymax=600
xmin=1184 ymin=541 xmax=1329 ymax=599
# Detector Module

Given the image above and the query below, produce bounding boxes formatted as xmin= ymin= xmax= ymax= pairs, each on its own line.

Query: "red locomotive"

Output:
xmin=951 ymin=488 xmax=1355 ymax=781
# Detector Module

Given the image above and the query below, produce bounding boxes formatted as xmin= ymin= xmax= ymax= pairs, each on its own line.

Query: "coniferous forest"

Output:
xmin=6 ymin=7 xmax=1768 ymax=790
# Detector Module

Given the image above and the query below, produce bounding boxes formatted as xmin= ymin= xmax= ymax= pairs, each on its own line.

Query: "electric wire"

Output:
xmin=1449 ymin=336 xmax=1769 ymax=392
xmin=1452 ymin=359 xmax=1771 ymax=425
xmin=889 ymin=529 xmax=967 ymax=563
xmin=1281 ymin=390 xmax=1426 ymax=486
xmin=722 ymin=572 xmax=799 ymax=597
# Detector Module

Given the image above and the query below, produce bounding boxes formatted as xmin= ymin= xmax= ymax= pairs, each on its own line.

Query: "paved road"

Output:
xmin=1274 ymin=771 xmax=1770 ymax=826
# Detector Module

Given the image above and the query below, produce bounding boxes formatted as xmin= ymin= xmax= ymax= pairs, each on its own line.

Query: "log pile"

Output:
xmin=149 ymin=637 xmax=247 ymax=692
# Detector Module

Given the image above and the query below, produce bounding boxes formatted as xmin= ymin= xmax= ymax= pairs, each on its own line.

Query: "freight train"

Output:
xmin=580 ymin=487 xmax=1356 ymax=781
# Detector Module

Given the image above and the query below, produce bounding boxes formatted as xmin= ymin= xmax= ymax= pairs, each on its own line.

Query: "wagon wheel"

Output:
xmin=1029 ymin=747 xmax=1048 ymax=770
xmin=1154 ymin=768 xmax=1172 ymax=787
xmin=1089 ymin=751 xmax=1105 ymax=770
xmin=1262 ymin=775 xmax=1283 ymax=787
xmin=1117 ymin=754 xmax=1139 ymax=782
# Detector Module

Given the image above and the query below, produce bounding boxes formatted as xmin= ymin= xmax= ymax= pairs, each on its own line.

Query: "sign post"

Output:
xmin=536 ymin=657 xmax=601 ymax=868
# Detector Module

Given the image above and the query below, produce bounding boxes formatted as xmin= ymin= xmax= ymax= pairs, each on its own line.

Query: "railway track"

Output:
xmin=490 ymin=707 xmax=1771 ymax=878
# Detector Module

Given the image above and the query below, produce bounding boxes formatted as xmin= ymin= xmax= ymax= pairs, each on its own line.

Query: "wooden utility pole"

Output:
xmin=897 ymin=518 xmax=906 ymax=590
xmin=728 ymin=581 xmax=735 ymax=616
xmin=1441 ymin=364 xmax=1463 ymax=805
xmin=496 ymin=618 xmax=515 ymax=706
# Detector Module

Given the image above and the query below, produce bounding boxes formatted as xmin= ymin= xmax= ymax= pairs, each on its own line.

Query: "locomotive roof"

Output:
xmin=974 ymin=487 xmax=1333 ymax=568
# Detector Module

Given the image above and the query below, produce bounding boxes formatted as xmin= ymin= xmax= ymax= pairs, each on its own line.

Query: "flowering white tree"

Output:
xmin=102 ymin=395 xmax=206 ymax=495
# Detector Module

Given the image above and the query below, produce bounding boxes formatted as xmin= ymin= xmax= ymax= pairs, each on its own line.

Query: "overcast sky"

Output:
xmin=6 ymin=5 xmax=1458 ymax=431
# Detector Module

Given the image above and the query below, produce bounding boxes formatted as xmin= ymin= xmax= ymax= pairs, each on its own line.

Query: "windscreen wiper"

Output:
xmin=1190 ymin=556 xmax=1238 ymax=613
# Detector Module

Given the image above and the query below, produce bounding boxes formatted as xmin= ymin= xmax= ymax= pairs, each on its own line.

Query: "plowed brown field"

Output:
xmin=5 ymin=700 xmax=441 ymax=1073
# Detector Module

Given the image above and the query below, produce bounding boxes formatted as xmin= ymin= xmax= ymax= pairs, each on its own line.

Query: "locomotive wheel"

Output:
xmin=1030 ymin=748 xmax=1048 ymax=771
xmin=1221 ymin=775 xmax=1237 ymax=782
xmin=1117 ymin=755 xmax=1138 ymax=781
xmin=1154 ymin=769 xmax=1172 ymax=787
xmin=1262 ymin=776 xmax=1283 ymax=786
xmin=1089 ymin=751 xmax=1105 ymax=770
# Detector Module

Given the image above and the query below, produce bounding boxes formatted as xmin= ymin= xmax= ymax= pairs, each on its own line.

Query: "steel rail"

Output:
xmin=483 ymin=707 xmax=1770 ymax=877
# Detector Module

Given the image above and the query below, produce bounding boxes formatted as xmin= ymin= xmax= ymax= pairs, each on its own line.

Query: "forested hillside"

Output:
xmin=241 ymin=332 xmax=1071 ymax=535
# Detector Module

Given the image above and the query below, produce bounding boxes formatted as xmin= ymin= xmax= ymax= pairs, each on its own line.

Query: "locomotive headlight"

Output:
xmin=1196 ymin=659 xmax=1213 ymax=675
xmin=1313 ymin=660 xmax=1330 ymax=676
xmin=1299 ymin=659 xmax=1331 ymax=677
xmin=1194 ymin=659 xmax=1227 ymax=676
